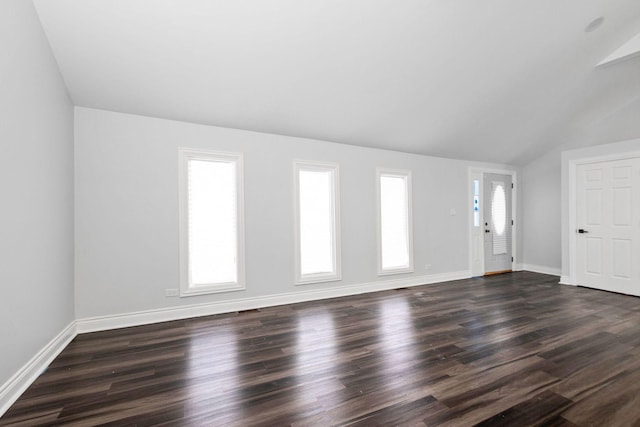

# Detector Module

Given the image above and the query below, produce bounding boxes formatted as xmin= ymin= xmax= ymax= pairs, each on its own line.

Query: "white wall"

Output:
xmin=0 ymin=0 xmax=74 ymax=389
xmin=75 ymin=107 xmax=520 ymax=320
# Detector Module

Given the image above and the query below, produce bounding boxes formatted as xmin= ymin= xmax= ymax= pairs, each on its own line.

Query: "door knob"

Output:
xmin=577 ymin=229 xmax=589 ymax=234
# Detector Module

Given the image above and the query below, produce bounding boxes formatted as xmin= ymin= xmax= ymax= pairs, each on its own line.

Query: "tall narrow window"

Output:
xmin=179 ymin=148 xmax=245 ymax=296
xmin=294 ymin=161 xmax=341 ymax=284
xmin=378 ymin=169 xmax=413 ymax=275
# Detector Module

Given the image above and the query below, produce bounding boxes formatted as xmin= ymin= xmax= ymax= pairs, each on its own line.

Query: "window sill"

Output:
xmin=295 ymin=274 xmax=342 ymax=286
xmin=180 ymin=282 xmax=245 ymax=297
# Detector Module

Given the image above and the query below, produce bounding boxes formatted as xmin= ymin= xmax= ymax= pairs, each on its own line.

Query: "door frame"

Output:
xmin=567 ymin=150 xmax=640 ymax=285
xmin=468 ymin=167 xmax=518 ymax=277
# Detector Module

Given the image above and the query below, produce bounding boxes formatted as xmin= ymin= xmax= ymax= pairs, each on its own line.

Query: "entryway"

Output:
xmin=484 ymin=173 xmax=513 ymax=274
xmin=469 ymin=168 xmax=517 ymax=277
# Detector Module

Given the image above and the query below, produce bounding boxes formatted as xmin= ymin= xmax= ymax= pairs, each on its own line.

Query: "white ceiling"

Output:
xmin=33 ymin=0 xmax=640 ymax=164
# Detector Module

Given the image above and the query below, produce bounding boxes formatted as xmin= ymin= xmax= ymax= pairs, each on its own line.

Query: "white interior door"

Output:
xmin=483 ymin=173 xmax=512 ymax=274
xmin=576 ymin=158 xmax=640 ymax=295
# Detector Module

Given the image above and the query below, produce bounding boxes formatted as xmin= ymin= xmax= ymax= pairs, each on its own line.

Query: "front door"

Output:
xmin=576 ymin=158 xmax=640 ymax=294
xmin=484 ymin=173 xmax=512 ymax=274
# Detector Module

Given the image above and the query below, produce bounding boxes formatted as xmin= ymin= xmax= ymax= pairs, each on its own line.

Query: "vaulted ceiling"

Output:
xmin=33 ymin=0 xmax=640 ymax=164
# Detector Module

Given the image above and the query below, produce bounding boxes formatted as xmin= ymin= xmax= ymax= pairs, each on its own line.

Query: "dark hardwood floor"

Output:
xmin=3 ymin=271 xmax=640 ymax=426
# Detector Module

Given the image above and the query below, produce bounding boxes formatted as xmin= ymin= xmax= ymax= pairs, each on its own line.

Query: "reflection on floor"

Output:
xmin=3 ymin=271 xmax=640 ymax=426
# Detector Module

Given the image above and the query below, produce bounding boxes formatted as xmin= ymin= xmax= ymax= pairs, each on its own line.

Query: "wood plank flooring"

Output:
xmin=3 ymin=272 xmax=640 ymax=426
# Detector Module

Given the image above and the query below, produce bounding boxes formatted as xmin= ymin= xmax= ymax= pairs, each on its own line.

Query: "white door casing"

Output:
xmin=575 ymin=158 xmax=640 ymax=295
xmin=469 ymin=168 xmax=517 ymax=277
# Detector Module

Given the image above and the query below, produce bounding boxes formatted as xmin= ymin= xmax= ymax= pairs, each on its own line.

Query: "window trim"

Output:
xmin=293 ymin=160 xmax=342 ymax=285
xmin=376 ymin=168 xmax=414 ymax=276
xmin=178 ymin=147 xmax=246 ymax=297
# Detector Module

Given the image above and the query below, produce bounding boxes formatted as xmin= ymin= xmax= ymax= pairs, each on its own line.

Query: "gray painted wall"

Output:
xmin=0 ymin=0 xmax=74 ymax=387
xmin=74 ymin=107 xmax=521 ymax=319
xmin=522 ymin=149 xmax=562 ymax=273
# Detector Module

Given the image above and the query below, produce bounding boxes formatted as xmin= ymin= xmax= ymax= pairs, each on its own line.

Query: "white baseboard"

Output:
xmin=559 ymin=275 xmax=575 ymax=285
xmin=1 ymin=271 xmax=470 ymax=415
xmin=77 ymin=271 xmax=471 ymax=333
xmin=522 ymin=264 xmax=561 ymax=277
xmin=0 ymin=321 xmax=77 ymax=416
xmin=514 ymin=263 xmax=524 ymax=272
